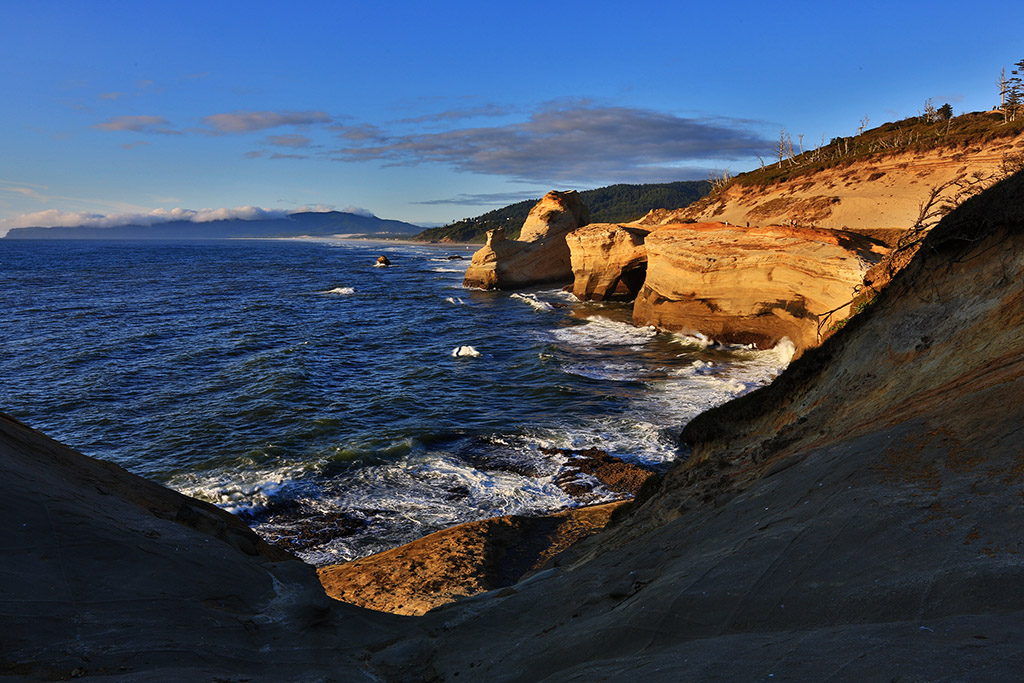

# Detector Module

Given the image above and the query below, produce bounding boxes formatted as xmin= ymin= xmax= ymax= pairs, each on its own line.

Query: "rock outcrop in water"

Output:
xmin=566 ymin=223 xmax=650 ymax=301
xmin=5 ymin=170 xmax=1024 ymax=680
xmin=632 ymin=222 xmax=888 ymax=352
xmin=463 ymin=190 xmax=589 ymax=289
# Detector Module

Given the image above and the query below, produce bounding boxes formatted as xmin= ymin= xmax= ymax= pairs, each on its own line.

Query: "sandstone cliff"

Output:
xmin=371 ymin=169 xmax=1024 ymax=682
xmin=632 ymin=222 xmax=888 ymax=352
xmin=642 ymin=133 xmax=1024 ymax=234
xmin=566 ymin=223 xmax=650 ymax=301
xmin=463 ymin=190 xmax=589 ymax=289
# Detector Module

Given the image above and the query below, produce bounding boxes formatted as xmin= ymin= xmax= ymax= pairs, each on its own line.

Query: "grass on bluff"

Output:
xmin=731 ymin=111 xmax=1024 ymax=189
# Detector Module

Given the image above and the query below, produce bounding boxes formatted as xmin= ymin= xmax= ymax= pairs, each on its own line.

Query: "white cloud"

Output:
xmin=342 ymin=206 xmax=376 ymax=217
xmin=0 ymin=206 xmax=292 ymax=231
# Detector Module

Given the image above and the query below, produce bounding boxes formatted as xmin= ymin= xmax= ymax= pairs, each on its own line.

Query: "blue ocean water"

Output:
xmin=0 ymin=238 xmax=793 ymax=563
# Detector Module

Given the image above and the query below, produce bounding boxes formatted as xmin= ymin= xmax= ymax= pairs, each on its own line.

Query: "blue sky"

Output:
xmin=1 ymin=0 xmax=1021 ymax=234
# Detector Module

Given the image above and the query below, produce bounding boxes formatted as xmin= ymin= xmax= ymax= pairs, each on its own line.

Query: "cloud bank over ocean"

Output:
xmin=0 ymin=204 xmax=369 ymax=234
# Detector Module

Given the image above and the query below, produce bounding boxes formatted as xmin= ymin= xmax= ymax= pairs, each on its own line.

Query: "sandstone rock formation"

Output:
xmin=566 ymin=223 xmax=649 ymax=301
xmin=463 ymin=190 xmax=589 ymax=289
xmin=641 ymin=133 xmax=1024 ymax=234
xmin=318 ymin=502 xmax=626 ymax=616
xmin=371 ymin=170 xmax=1024 ymax=682
xmin=632 ymin=222 xmax=889 ymax=352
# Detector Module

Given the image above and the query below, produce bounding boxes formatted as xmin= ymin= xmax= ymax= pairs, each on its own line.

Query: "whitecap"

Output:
xmin=321 ymin=286 xmax=354 ymax=295
xmin=511 ymin=293 xmax=554 ymax=312
xmin=451 ymin=345 xmax=481 ymax=357
xmin=444 ymin=296 xmax=466 ymax=305
xmin=548 ymin=316 xmax=657 ymax=349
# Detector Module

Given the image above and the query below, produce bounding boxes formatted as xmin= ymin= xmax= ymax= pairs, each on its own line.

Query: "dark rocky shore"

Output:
xmin=3 ymin=171 xmax=1024 ymax=680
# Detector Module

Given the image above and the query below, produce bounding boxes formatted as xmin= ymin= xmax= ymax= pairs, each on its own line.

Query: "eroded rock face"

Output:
xmin=633 ymin=222 xmax=888 ymax=352
xmin=371 ymin=170 xmax=1024 ymax=683
xmin=318 ymin=502 xmax=626 ymax=616
xmin=463 ymin=190 xmax=589 ymax=289
xmin=567 ymin=223 xmax=649 ymax=301
xmin=0 ymin=413 xmax=394 ymax=680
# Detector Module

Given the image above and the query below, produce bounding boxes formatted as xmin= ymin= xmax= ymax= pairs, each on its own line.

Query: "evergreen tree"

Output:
xmin=1007 ymin=59 xmax=1024 ymax=122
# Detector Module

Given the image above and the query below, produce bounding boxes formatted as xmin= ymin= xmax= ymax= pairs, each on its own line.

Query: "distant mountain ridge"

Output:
xmin=3 ymin=211 xmax=424 ymax=240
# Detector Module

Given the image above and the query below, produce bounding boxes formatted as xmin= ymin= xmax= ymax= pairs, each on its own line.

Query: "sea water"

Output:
xmin=0 ymin=238 xmax=793 ymax=564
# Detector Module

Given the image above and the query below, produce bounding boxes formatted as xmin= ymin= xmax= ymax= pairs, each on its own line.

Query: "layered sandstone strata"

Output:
xmin=463 ymin=190 xmax=589 ymax=289
xmin=633 ymin=222 xmax=888 ymax=352
xmin=566 ymin=223 xmax=650 ymax=301
xmin=641 ymin=133 xmax=1024 ymax=233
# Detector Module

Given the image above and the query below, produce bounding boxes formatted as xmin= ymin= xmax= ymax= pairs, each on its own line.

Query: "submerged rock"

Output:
xmin=463 ymin=190 xmax=589 ymax=289
xmin=376 ymin=255 xmax=391 ymax=266
xmin=542 ymin=447 xmax=661 ymax=497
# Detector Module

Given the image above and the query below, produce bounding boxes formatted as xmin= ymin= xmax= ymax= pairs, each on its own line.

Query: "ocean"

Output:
xmin=0 ymin=238 xmax=793 ymax=565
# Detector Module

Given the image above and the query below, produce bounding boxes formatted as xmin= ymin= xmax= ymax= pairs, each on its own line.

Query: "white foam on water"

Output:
xmin=561 ymin=359 xmax=648 ymax=382
xmin=537 ymin=287 xmax=579 ymax=303
xmin=451 ymin=345 xmax=481 ymax=357
xmin=169 ymin=458 xmax=317 ymax=517
xmin=444 ymin=296 xmax=466 ymax=305
xmin=431 ymin=266 xmax=465 ymax=273
xmin=290 ymin=449 xmax=587 ymax=563
xmin=551 ymin=336 xmax=796 ymax=466
xmin=548 ymin=316 xmax=657 ymax=350
xmin=510 ymin=292 xmax=554 ymax=312
xmin=320 ymin=286 xmax=354 ymax=295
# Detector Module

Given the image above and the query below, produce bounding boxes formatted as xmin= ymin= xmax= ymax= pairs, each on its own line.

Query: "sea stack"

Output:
xmin=463 ymin=190 xmax=589 ymax=289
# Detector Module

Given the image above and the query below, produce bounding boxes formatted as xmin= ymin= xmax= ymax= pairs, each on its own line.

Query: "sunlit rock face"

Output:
xmin=567 ymin=223 xmax=650 ymax=301
xmin=463 ymin=190 xmax=589 ymax=290
xmin=632 ymin=222 xmax=888 ymax=353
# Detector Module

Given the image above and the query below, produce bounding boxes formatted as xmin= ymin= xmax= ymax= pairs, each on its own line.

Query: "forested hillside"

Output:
xmin=415 ymin=180 xmax=711 ymax=243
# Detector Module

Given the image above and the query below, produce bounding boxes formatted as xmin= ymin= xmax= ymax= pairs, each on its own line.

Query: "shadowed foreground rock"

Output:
xmin=0 ymin=412 xmax=398 ymax=681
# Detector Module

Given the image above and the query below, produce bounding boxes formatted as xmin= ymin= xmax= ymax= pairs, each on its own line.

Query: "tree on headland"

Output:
xmin=922 ymin=98 xmax=939 ymax=123
xmin=1000 ymin=59 xmax=1023 ymax=123
xmin=937 ymin=103 xmax=953 ymax=121
xmin=997 ymin=67 xmax=1009 ymax=122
